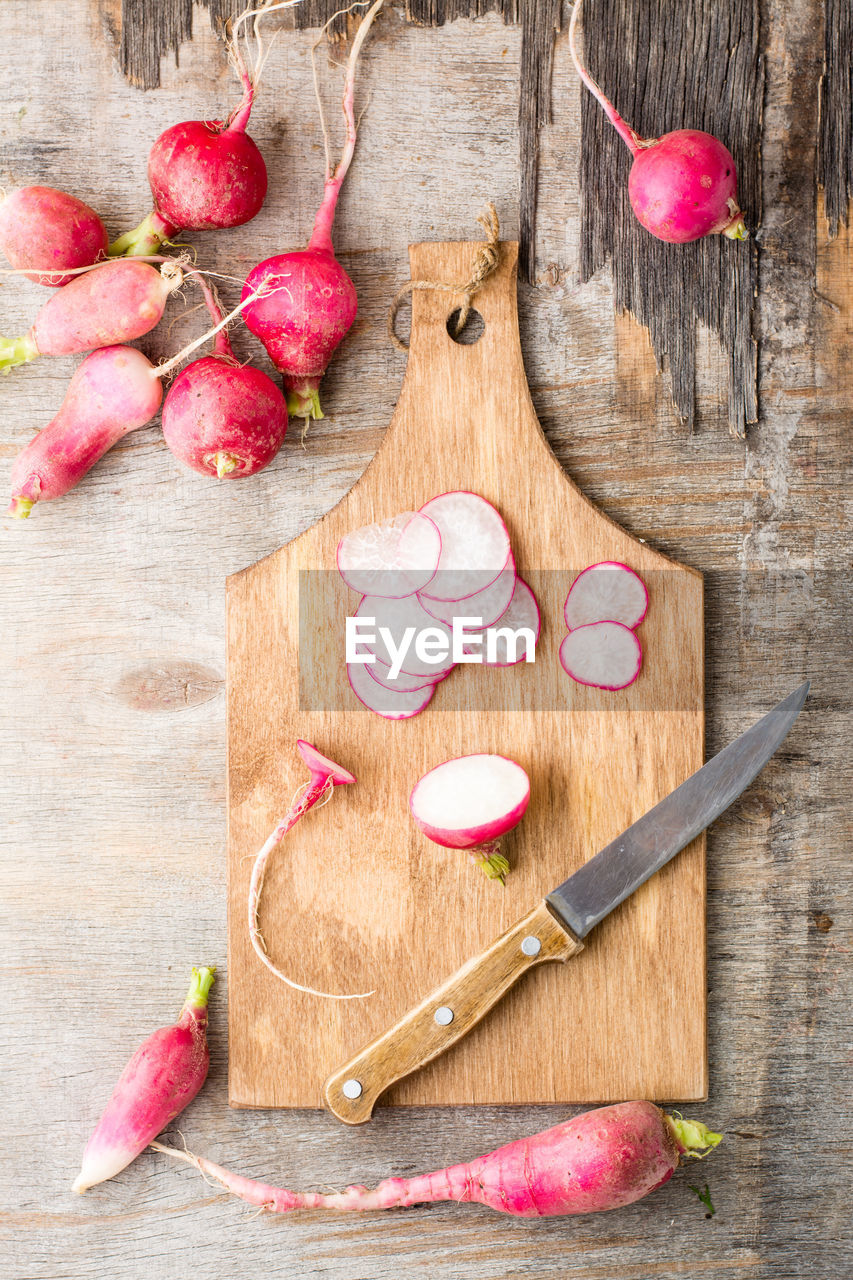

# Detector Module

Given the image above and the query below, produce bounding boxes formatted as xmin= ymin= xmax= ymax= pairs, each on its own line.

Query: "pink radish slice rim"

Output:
xmin=337 ymin=512 xmax=441 ymax=598
xmin=419 ymin=491 xmax=511 ymax=601
xmin=462 ymin=578 xmax=541 ymax=667
xmin=365 ymin=659 xmax=450 ymax=694
xmin=418 ymin=553 xmax=516 ymax=628
xmin=296 ymin=739 xmax=356 ymax=786
xmin=564 ymin=562 xmax=648 ymax=631
xmin=559 ymin=621 xmax=642 ymax=690
xmin=354 ymin=594 xmax=456 ymax=679
xmin=409 ymin=753 xmax=530 ymax=850
xmin=347 ymin=659 xmax=435 ymax=719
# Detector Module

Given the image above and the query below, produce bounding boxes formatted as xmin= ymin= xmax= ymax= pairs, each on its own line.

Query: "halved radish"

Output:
xmin=409 ymin=753 xmax=530 ymax=881
xmin=559 ymin=621 xmax=642 ymax=690
xmin=419 ymin=491 xmax=511 ymax=601
xmin=419 ymin=553 xmax=516 ymax=629
xmin=347 ymin=659 xmax=435 ymax=719
xmin=354 ymin=594 xmax=455 ymax=680
xmin=337 ymin=512 xmax=441 ymax=599
xmin=463 ymin=578 xmax=541 ymax=667
xmin=564 ymin=562 xmax=648 ymax=631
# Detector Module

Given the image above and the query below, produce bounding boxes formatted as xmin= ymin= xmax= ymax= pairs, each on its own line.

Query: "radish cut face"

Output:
xmin=366 ymin=658 xmax=451 ymax=693
xmin=347 ymin=659 xmax=435 ymax=719
xmin=559 ymin=622 xmax=642 ymax=690
xmin=354 ymin=595 xmax=455 ymax=679
xmin=564 ymin=562 xmax=648 ymax=630
xmin=337 ymin=513 xmax=441 ymax=598
xmin=463 ymin=578 xmax=541 ymax=667
xmin=410 ymin=754 xmax=530 ymax=850
xmin=296 ymin=739 xmax=356 ymax=786
xmin=419 ymin=491 xmax=511 ymax=601
xmin=418 ymin=553 xmax=516 ymax=628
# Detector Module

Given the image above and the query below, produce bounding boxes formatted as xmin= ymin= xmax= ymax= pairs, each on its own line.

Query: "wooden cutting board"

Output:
xmin=226 ymin=240 xmax=705 ymax=1110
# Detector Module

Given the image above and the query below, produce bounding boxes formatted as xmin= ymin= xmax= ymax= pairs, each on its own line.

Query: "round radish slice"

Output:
xmin=337 ymin=512 xmax=441 ymax=598
xmin=366 ymin=658 xmax=450 ymax=694
xmin=419 ymin=553 xmax=516 ymax=628
xmin=564 ymin=562 xmax=648 ymax=631
xmin=348 ymin=659 xmax=435 ymax=719
xmin=419 ymin=491 xmax=511 ymax=601
xmin=559 ymin=621 xmax=642 ymax=690
xmin=354 ymin=594 xmax=455 ymax=679
xmin=463 ymin=578 xmax=541 ymax=667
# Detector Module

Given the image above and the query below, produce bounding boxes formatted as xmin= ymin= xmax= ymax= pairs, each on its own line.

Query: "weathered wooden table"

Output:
xmin=1 ymin=3 xmax=849 ymax=1277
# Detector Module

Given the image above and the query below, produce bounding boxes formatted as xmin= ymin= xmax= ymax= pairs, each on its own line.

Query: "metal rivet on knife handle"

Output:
xmin=434 ymin=1006 xmax=454 ymax=1025
xmin=521 ymin=935 xmax=541 ymax=956
xmin=342 ymin=1079 xmax=363 ymax=1100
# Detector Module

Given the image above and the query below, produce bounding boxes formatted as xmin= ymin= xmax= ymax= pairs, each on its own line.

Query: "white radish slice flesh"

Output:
xmin=354 ymin=594 xmax=456 ymax=679
xmin=347 ymin=659 xmax=435 ymax=719
xmin=366 ymin=657 xmax=451 ymax=694
xmin=337 ymin=512 xmax=441 ymax=598
xmin=559 ymin=621 xmax=642 ymax=690
xmin=419 ymin=491 xmax=511 ymax=601
xmin=564 ymin=562 xmax=648 ymax=631
xmin=418 ymin=553 xmax=516 ymax=628
xmin=463 ymin=577 xmax=541 ymax=667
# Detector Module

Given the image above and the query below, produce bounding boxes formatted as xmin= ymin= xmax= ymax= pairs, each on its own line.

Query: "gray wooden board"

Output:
xmin=0 ymin=1 xmax=850 ymax=1278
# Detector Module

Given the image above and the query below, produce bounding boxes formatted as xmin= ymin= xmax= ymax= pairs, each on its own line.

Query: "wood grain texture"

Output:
xmin=0 ymin=1 xmax=850 ymax=1277
xmin=818 ymin=0 xmax=853 ymax=235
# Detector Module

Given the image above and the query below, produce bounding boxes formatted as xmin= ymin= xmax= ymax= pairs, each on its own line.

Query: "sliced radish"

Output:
xmin=564 ymin=562 xmax=648 ymax=631
xmin=354 ymin=594 xmax=455 ymax=679
xmin=409 ymin=753 xmax=530 ymax=881
xmin=366 ymin=659 xmax=450 ymax=694
xmin=463 ymin=578 xmax=541 ymax=667
xmin=337 ymin=512 xmax=441 ymax=598
xmin=559 ymin=621 xmax=642 ymax=690
xmin=347 ymin=659 xmax=435 ymax=719
xmin=419 ymin=553 xmax=516 ymax=629
xmin=419 ymin=491 xmax=511 ymax=601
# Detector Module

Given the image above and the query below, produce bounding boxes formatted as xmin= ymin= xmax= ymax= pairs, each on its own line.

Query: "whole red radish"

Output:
xmin=7 ymin=345 xmax=164 ymax=517
xmin=569 ymin=0 xmax=747 ymax=244
xmin=0 ymin=259 xmax=183 ymax=372
xmin=242 ymin=0 xmax=385 ymax=423
xmin=154 ymin=1100 xmax=722 ymax=1216
xmin=73 ymin=966 xmax=215 ymax=1193
xmin=0 ymin=186 xmax=108 ymax=286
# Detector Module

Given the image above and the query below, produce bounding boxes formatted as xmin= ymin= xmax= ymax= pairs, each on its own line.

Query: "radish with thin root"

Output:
xmin=569 ymin=0 xmax=747 ymax=244
xmin=337 ymin=512 xmax=441 ymax=598
xmin=248 ymin=740 xmax=373 ymax=1000
xmin=559 ymin=620 xmax=642 ymax=690
xmin=0 ymin=186 xmax=108 ymax=286
xmin=152 ymin=1100 xmax=722 ymax=1217
xmin=409 ymin=753 xmax=530 ymax=882
xmin=110 ymin=3 xmax=298 ymax=258
xmin=418 ymin=491 xmax=512 ymax=602
xmin=564 ymin=561 xmax=648 ymax=630
xmin=242 ymin=0 xmax=386 ymax=423
xmin=0 ymin=259 xmax=183 ymax=372
xmin=73 ymin=966 xmax=215 ymax=1193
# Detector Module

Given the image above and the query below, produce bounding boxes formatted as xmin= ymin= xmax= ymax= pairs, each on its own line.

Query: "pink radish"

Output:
xmin=73 ymin=966 xmax=215 ymax=1193
xmin=564 ymin=561 xmax=648 ymax=630
xmin=348 ymin=658 xmax=436 ymax=719
xmin=419 ymin=552 xmax=516 ymax=628
xmin=419 ymin=491 xmax=512 ymax=601
xmin=559 ymin=620 xmax=642 ymax=690
xmin=0 ymin=259 xmax=183 ymax=371
xmin=354 ymin=594 xmax=456 ymax=680
xmin=7 ymin=345 xmax=164 ymax=517
xmin=153 ymin=1100 xmax=722 ymax=1216
xmin=366 ymin=658 xmax=448 ymax=694
xmin=0 ymin=186 xmax=108 ymax=286
xmin=247 ymin=740 xmax=372 ymax=999
xmin=462 ymin=577 xmax=540 ymax=667
xmin=241 ymin=0 xmax=386 ymax=423
xmin=409 ymin=753 xmax=530 ymax=881
xmin=569 ymin=0 xmax=747 ymax=244
xmin=337 ymin=512 xmax=441 ymax=598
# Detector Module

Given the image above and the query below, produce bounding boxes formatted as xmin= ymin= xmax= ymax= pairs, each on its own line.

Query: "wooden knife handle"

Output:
xmin=323 ymin=900 xmax=582 ymax=1124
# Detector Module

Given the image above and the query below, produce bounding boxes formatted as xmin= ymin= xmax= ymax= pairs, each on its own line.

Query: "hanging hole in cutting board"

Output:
xmin=446 ymin=308 xmax=485 ymax=345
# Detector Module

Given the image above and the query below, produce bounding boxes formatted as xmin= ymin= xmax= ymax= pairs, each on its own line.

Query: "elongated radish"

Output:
xmin=462 ymin=577 xmax=540 ymax=667
xmin=354 ymin=594 xmax=456 ymax=680
xmin=559 ymin=620 xmax=642 ymax=690
xmin=110 ymin=4 xmax=298 ymax=258
xmin=73 ymin=966 xmax=215 ymax=1193
xmin=564 ymin=562 xmax=648 ymax=630
xmin=569 ymin=0 xmax=747 ymax=244
xmin=419 ymin=552 xmax=516 ymax=628
xmin=0 ymin=259 xmax=183 ymax=372
xmin=241 ymin=0 xmax=385 ymax=422
xmin=348 ymin=658 xmax=436 ymax=719
xmin=0 ymin=186 xmax=108 ymax=286
xmin=418 ymin=492 xmax=511 ymax=601
xmin=337 ymin=512 xmax=441 ymax=598
xmin=153 ymin=1100 xmax=722 ymax=1216
xmin=409 ymin=753 xmax=529 ymax=881
xmin=247 ymin=740 xmax=372 ymax=999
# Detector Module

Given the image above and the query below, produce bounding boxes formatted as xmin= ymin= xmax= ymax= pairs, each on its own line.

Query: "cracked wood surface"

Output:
xmin=0 ymin=1 xmax=850 ymax=1277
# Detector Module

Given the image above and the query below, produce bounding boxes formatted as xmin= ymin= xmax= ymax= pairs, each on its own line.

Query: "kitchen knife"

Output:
xmin=324 ymin=681 xmax=809 ymax=1123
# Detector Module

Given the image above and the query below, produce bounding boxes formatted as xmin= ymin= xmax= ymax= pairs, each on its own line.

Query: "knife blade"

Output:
xmin=323 ymin=681 xmax=809 ymax=1124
